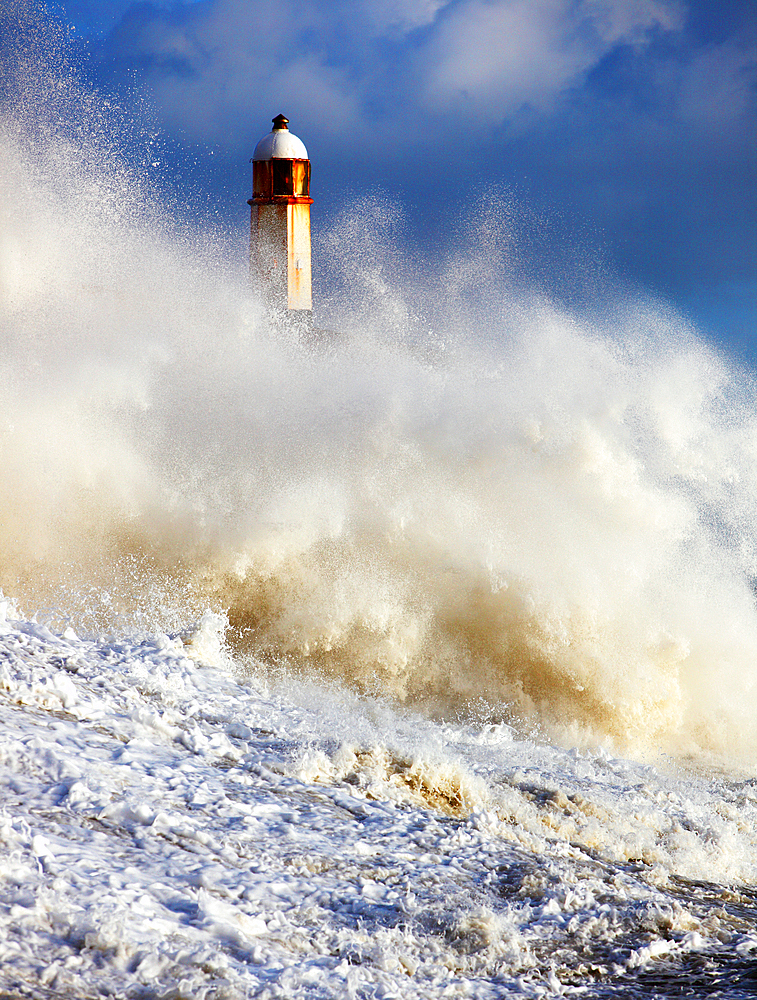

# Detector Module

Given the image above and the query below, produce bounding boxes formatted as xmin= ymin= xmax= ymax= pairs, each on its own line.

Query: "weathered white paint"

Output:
xmin=286 ymin=201 xmax=312 ymax=311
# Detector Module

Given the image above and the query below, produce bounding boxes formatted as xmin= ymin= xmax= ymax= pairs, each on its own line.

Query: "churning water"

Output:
xmin=2 ymin=6 xmax=757 ymax=998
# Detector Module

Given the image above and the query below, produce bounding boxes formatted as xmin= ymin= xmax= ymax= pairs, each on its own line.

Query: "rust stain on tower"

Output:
xmin=248 ymin=114 xmax=313 ymax=314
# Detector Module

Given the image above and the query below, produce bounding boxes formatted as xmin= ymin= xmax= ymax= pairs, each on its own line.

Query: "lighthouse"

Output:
xmin=248 ymin=114 xmax=313 ymax=315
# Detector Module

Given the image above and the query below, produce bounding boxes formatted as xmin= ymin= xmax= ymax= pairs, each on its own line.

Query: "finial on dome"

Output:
xmin=272 ymin=114 xmax=289 ymax=131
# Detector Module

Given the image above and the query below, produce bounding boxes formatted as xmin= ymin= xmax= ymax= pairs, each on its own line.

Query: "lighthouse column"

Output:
xmin=248 ymin=114 xmax=313 ymax=314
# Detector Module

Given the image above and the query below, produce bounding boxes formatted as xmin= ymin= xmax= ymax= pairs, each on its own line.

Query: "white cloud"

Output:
xmin=675 ymin=40 xmax=757 ymax=132
xmin=109 ymin=0 xmax=366 ymax=145
xmin=363 ymin=0 xmax=452 ymax=33
xmin=106 ymin=0 xmax=753 ymax=159
xmin=418 ymin=0 xmax=683 ymax=119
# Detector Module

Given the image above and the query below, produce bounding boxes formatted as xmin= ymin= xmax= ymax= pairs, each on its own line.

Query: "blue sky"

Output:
xmin=27 ymin=1 xmax=757 ymax=356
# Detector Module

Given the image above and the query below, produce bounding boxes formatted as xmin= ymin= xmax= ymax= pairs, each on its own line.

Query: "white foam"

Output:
xmin=0 ymin=606 xmax=755 ymax=995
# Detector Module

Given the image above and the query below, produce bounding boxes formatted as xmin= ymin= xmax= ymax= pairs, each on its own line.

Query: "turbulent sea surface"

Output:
xmin=2 ymin=6 xmax=757 ymax=998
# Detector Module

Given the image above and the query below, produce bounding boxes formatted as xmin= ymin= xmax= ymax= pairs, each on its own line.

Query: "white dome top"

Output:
xmin=253 ymin=115 xmax=308 ymax=161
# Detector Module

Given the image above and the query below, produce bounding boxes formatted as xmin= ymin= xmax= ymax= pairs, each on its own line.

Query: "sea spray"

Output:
xmin=2 ymin=4 xmax=757 ymax=761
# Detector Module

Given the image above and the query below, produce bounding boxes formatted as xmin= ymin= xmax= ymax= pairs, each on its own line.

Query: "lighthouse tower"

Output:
xmin=248 ymin=114 xmax=313 ymax=314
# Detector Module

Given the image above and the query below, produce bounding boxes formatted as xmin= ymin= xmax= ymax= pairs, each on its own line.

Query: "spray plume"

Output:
xmin=2 ymin=3 xmax=757 ymax=761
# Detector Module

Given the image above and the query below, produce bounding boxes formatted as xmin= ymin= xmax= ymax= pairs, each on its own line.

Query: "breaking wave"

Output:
xmin=3 ymin=3 xmax=757 ymax=762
